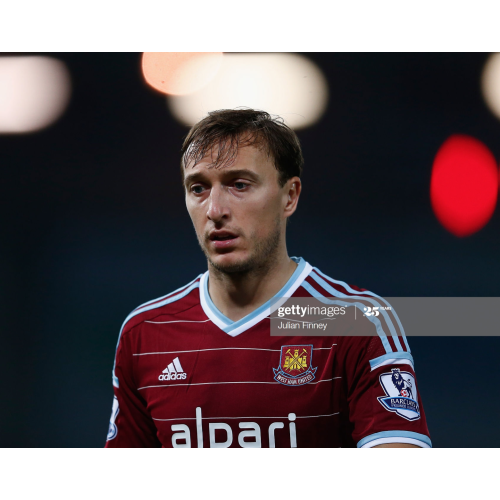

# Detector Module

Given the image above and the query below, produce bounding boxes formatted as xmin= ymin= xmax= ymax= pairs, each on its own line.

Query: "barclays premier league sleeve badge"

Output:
xmin=106 ymin=395 xmax=120 ymax=441
xmin=273 ymin=345 xmax=317 ymax=386
xmin=378 ymin=368 xmax=421 ymax=421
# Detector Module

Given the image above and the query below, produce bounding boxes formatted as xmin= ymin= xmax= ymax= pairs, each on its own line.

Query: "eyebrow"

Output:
xmin=183 ymin=169 xmax=261 ymax=188
xmin=183 ymin=171 xmax=205 ymax=188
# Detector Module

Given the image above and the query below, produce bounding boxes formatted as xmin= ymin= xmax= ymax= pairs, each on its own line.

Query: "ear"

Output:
xmin=283 ymin=176 xmax=302 ymax=218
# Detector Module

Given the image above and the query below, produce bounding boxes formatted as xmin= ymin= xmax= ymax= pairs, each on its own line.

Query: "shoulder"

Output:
xmin=119 ymin=274 xmax=204 ymax=338
xmin=301 ymin=264 xmax=371 ymax=298
xmin=301 ymin=263 xmax=410 ymax=355
xmin=111 ymin=274 xmax=204 ymax=388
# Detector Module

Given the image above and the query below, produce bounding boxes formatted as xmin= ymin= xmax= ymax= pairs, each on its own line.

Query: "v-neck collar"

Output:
xmin=199 ymin=256 xmax=312 ymax=337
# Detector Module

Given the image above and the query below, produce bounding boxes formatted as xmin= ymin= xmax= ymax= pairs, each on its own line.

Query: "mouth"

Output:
xmin=208 ymin=231 xmax=239 ymax=250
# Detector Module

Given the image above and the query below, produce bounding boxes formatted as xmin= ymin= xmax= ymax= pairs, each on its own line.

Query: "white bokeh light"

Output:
xmin=167 ymin=53 xmax=328 ymax=130
xmin=481 ymin=53 xmax=500 ymax=120
xmin=0 ymin=56 xmax=71 ymax=133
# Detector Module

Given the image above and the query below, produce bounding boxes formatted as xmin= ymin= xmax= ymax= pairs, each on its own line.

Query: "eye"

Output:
xmin=233 ymin=182 xmax=248 ymax=190
xmin=190 ymin=185 xmax=205 ymax=194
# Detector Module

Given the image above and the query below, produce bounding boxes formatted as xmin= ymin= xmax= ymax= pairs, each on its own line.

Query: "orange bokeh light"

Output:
xmin=430 ymin=135 xmax=498 ymax=237
xmin=141 ymin=52 xmax=223 ymax=96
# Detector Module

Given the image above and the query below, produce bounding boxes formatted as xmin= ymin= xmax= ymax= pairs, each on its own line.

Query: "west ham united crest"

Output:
xmin=273 ymin=345 xmax=317 ymax=386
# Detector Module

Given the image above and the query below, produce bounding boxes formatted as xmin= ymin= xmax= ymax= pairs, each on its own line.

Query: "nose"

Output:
xmin=206 ymin=184 xmax=229 ymax=223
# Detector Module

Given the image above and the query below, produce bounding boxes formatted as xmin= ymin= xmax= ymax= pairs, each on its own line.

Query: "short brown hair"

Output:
xmin=180 ymin=109 xmax=304 ymax=187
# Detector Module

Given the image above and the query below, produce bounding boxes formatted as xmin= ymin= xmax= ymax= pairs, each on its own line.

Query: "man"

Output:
xmin=105 ymin=109 xmax=431 ymax=448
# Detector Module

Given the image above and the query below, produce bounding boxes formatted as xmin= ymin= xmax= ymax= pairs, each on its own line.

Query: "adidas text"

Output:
xmin=159 ymin=372 xmax=187 ymax=381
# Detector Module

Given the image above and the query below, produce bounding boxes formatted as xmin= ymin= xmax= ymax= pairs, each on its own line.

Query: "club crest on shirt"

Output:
xmin=378 ymin=368 xmax=421 ymax=421
xmin=273 ymin=344 xmax=317 ymax=386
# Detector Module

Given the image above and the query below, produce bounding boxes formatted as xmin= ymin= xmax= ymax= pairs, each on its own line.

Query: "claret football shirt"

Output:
xmin=105 ymin=257 xmax=431 ymax=448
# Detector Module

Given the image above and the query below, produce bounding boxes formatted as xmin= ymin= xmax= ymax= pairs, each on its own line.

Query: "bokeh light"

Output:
xmin=167 ymin=53 xmax=329 ymax=130
xmin=481 ymin=53 xmax=500 ymax=120
xmin=0 ymin=56 xmax=71 ymax=133
xmin=142 ymin=53 xmax=223 ymax=96
xmin=430 ymin=135 xmax=498 ymax=237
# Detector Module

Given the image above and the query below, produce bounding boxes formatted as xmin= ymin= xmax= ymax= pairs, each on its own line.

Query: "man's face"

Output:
xmin=184 ymin=144 xmax=293 ymax=274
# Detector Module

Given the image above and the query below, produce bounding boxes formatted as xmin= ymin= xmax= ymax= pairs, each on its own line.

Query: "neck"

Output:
xmin=207 ymin=249 xmax=298 ymax=322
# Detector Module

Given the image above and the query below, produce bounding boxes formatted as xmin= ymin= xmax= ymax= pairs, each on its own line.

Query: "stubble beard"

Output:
xmin=199 ymin=216 xmax=283 ymax=280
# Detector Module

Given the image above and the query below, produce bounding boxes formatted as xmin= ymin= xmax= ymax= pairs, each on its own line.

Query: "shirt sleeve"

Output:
xmin=105 ymin=324 xmax=161 ymax=448
xmin=344 ymin=332 xmax=432 ymax=448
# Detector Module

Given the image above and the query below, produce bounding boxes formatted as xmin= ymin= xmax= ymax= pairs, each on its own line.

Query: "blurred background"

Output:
xmin=1 ymin=52 xmax=499 ymax=447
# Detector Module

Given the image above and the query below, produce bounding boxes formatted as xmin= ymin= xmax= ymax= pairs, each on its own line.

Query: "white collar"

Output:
xmin=199 ymin=257 xmax=312 ymax=337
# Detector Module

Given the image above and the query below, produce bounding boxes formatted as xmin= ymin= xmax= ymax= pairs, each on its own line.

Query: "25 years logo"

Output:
xmin=363 ymin=306 xmax=391 ymax=316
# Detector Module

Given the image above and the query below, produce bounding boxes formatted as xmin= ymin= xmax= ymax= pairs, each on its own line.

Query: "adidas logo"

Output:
xmin=158 ymin=357 xmax=187 ymax=381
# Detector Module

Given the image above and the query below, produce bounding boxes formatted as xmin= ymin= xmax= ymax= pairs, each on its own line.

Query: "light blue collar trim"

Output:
xmin=202 ymin=256 xmax=308 ymax=335
xmin=202 ymin=274 xmax=233 ymax=326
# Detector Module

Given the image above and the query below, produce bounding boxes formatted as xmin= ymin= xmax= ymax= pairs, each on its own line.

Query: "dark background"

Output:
xmin=2 ymin=53 xmax=499 ymax=447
